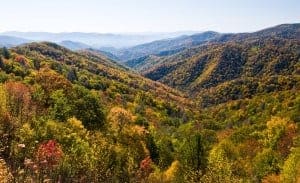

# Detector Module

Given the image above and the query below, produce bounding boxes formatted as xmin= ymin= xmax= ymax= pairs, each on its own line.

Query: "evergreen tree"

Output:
xmin=0 ymin=56 xmax=4 ymax=69
xmin=1 ymin=47 xmax=10 ymax=59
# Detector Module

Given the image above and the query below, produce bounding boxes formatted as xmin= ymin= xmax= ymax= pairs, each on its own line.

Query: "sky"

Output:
xmin=1 ymin=0 xmax=299 ymax=33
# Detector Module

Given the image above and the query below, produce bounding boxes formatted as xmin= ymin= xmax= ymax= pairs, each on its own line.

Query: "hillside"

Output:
xmin=0 ymin=42 xmax=199 ymax=182
xmin=126 ymin=24 xmax=300 ymax=72
xmin=143 ymin=24 xmax=300 ymax=107
xmin=10 ymin=42 xmax=192 ymax=107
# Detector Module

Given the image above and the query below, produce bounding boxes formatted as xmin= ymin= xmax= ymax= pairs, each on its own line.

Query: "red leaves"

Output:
xmin=139 ymin=156 xmax=153 ymax=177
xmin=14 ymin=56 xmax=28 ymax=66
xmin=36 ymin=140 xmax=63 ymax=170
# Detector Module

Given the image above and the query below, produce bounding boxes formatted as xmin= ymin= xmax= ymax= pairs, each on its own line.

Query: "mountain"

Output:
xmin=123 ymin=23 xmax=300 ymax=71
xmin=0 ymin=35 xmax=31 ymax=47
xmin=84 ymin=48 xmax=121 ymax=62
xmin=58 ymin=40 xmax=92 ymax=50
xmin=212 ymin=23 xmax=300 ymax=43
xmin=142 ymin=23 xmax=300 ymax=107
xmin=0 ymin=42 xmax=202 ymax=182
xmin=111 ymin=31 xmax=220 ymax=61
xmin=3 ymin=41 xmax=193 ymax=112
xmin=0 ymin=31 xmax=199 ymax=48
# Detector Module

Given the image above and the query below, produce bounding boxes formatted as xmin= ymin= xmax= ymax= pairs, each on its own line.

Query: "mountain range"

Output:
xmin=0 ymin=31 xmax=200 ymax=48
xmin=139 ymin=24 xmax=300 ymax=107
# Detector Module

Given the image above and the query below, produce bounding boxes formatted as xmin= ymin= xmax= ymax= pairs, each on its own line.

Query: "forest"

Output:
xmin=0 ymin=24 xmax=299 ymax=183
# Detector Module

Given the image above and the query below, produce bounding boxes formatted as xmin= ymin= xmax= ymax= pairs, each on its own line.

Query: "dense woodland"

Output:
xmin=0 ymin=23 xmax=299 ymax=183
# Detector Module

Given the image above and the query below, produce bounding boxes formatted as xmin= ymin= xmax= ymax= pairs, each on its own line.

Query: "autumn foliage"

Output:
xmin=35 ymin=140 xmax=63 ymax=170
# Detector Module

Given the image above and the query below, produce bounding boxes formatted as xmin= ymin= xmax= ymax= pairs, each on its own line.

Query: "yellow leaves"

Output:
xmin=266 ymin=116 xmax=288 ymax=129
xmin=17 ymin=123 xmax=34 ymax=143
xmin=263 ymin=116 xmax=291 ymax=148
xmin=68 ymin=117 xmax=84 ymax=130
xmin=280 ymin=147 xmax=300 ymax=183
xmin=164 ymin=160 xmax=180 ymax=182
xmin=0 ymin=159 xmax=12 ymax=183
xmin=148 ymin=160 xmax=180 ymax=183
xmin=0 ymin=85 xmax=7 ymax=114
xmin=205 ymin=139 xmax=238 ymax=182
xmin=131 ymin=125 xmax=147 ymax=136
xmin=107 ymin=107 xmax=134 ymax=134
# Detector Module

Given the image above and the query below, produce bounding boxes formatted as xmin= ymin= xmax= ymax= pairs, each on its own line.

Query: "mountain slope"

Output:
xmin=126 ymin=23 xmax=300 ymax=72
xmin=0 ymin=42 xmax=201 ymax=182
xmin=143 ymin=24 xmax=300 ymax=107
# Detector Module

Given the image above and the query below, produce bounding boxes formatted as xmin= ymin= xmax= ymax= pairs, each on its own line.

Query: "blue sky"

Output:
xmin=1 ymin=0 xmax=299 ymax=33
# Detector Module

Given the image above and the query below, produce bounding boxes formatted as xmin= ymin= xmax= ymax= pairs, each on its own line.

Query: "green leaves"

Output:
xmin=50 ymin=90 xmax=72 ymax=122
xmin=281 ymin=147 xmax=300 ymax=183
xmin=253 ymin=148 xmax=281 ymax=180
xmin=71 ymin=85 xmax=105 ymax=129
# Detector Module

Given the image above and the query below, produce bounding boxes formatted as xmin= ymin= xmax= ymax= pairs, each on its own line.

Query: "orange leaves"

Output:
xmin=35 ymin=69 xmax=72 ymax=94
xmin=4 ymin=81 xmax=32 ymax=123
xmin=14 ymin=56 xmax=28 ymax=66
xmin=4 ymin=82 xmax=31 ymax=105
xmin=277 ymin=123 xmax=298 ymax=157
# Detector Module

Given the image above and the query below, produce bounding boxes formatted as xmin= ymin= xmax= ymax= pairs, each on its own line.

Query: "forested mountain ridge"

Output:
xmin=10 ymin=42 xmax=193 ymax=107
xmin=143 ymin=24 xmax=300 ymax=107
xmin=127 ymin=23 xmax=300 ymax=72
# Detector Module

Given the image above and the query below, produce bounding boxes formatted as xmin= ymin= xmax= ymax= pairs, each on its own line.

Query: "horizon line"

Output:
xmin=0 ymin=22 xmax=299 ymax=35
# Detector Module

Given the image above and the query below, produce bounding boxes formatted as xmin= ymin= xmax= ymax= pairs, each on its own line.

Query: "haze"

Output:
xmin=1 ymin=0 xmax=299 ymax=33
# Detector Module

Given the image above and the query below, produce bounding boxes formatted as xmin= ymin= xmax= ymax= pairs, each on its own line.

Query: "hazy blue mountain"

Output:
xmin=0 ymin=31 xmax=200 ymax=48
xmin=0 ymin=35 xmax=31 ymax=47
xmin=113 ymin=31 xmax=220 ymax=61
xmin=85 ymin=48 xmax=121 ymax=62
xmin=58 ymin=40 xmax=92 ymax=50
